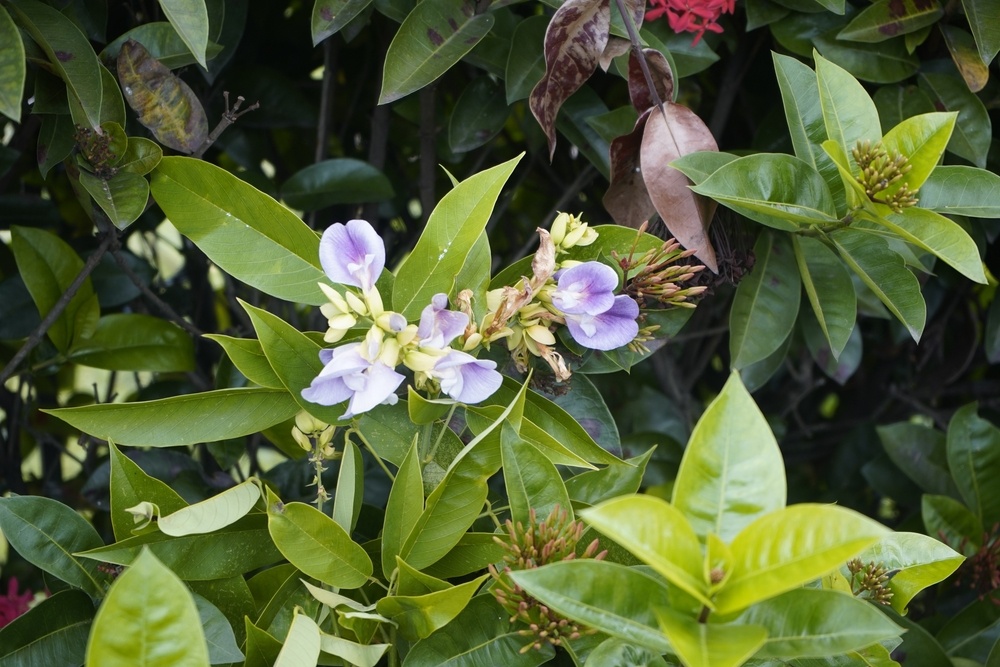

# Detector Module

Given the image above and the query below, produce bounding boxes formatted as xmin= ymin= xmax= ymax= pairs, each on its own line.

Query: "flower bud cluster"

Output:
xmin=852 ymin=140 xmax=919 ymax=213
xmin=847 ymin=558 xmax=895 ymax=606
xmin=549 ymin=212 xmax=598 ymax=252
xmin=616 ymin=232 xmax=708 ymax=309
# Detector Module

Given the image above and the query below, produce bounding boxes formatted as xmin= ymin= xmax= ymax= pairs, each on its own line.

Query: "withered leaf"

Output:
xmin=640 ymin=104 xmax=719 ymax=272
xmin=530 ymin=0 xmax=610 ymax=161
xmin=599 ymin=35 xmax=630 ymax=72
xmin=603 ymin=108 xmax=657 ymax=229
xmin=628 ymin=48 xmax=674 ymax=111
xmin=117 ymin=39 xmax=208 ymax=153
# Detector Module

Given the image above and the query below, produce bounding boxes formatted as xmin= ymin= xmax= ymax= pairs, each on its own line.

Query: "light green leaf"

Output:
xmin=877 ymin=422 xmax=959 ymax=499
xmin=69 ymin=313 xmax=195 ymax=372
xmin=963 ymin=0 xmax=1000 ymax=64
xmin=880 ymin=112 xmax=955 ymax=194
xmin=382 ymin=439 xmax=424 ymax=578
xmin=109 ymin=442 xmax=188 ymax=541
xmin=150 ymin=157 xmax=326 ymax=306
xmin=379 ymin=0 xmax=495 ymax=104
xmin=157 ymin=0 xmax=209 ymax=69
xmin=77 ymin=169 xmax=149 ymax=229
xmin=502 ymin=431 xmax=572 ymax=527
xmin=0 ymin=496 xmax=105 ymax=597
xmin=376 ymin=574 xmax=489 ymax=641
xmin=45 ymin=388 xmax=300 ymax=447
xmin=919 ymin=72 xmax=991 ymax=168
xmin=729 ymin=231 xmax=802 ymax=369
xmin=691 ymin=154 xmax=839 ymax=230
xmin=830 ymin=229 xmax=925 ymax=342
xmin=715 ymin=504 xmax=889 ymax=615
xmin=837 ymin=0 xmax=942 ymax=43
xmin=947 ymin=403 xmax=1000 ymax=526
xmin=281 ymin=158 xmax=393 ymax=211
xmin=0 ymin=5 xmax=25 ymax=123
xmin=0 ymin=589 xmax=93 ymax=667
xmin=393 ymin=154 xmax=521 ymax=318
xmin=158 ymin=480 xmax=260 ymax=536
xmin=333 ymin=440 xmax=363 ymax=534
xmin=853 ymin=532 xmax=964 ymax=614
xmin=266 ymin=488 xmax=373 ymax=589
xmin=919 ymin=165 xmax=1000 ymax=217
xmin=274 ymin=612 xmax=321 ymax=667
xmin=510 ymin=560 xmax=672 ymax=654
xmin=655 ymin=606 xmax=766 ymax=667
xmin=86 ymin=549 xmax=210 ymax=666
xmin=815 ymin=51 xmax=881 ymax=174
xmin=793 ymin=235 xmax=856 ymax=359
xmin=319 ymin=633 xmax=390 ymax=667
xmin=312 ymin=0 xmax=374 ymax=44
xmin=583 ymin=638 xmax=670 ymax=667
xmin=204 ymin=335 xmax=283 ymax=389
xmin=582 ymin=495 xmax=708 ymax=605
xmin=737 ymin=588 xmax=902 ymax=658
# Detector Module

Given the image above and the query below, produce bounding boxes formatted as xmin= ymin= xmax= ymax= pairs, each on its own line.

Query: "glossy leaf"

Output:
xmin=936 ymin=598 xmax=1000 ymax=663
xmin=505 ymin=15 xmax=548 ymax=104
xmin=158 ymin=480 xmax=260 ymax=536
xmin=69 ymin=313 xmax=195 ymax=371
xmin=86 ymin=549 xmax=209 ymax=666
xmin=815 ymin=52 xmax=880 ymax=174
xmin=737 ymin=588 xmax=902 ymax=658
xmin=333 ymin=441 xmax=363 ymax=535
xmin=109 ymin=442 xmax=188 ymax=541
xmin=77 ymin=168 xmax=148 ymax=229
xmin=377 ymin=574 xmax=488 ymax=641
xmin=941 ymin=24 xmax=990 ymax=93
xmin=157 ymin=0 xmax=209 ymax=68
xmin=192 ymin=593 xmax=244 ymax=664
xmin=655 ymin=606 xmax=766 ymax=667
xmin=448 ymin=76 xmax=509 ymax=153
xmin=837 ymin=0 xmax=942 ymax=43
xmin=205 ymin=335 xmax=283 ymax=388
xmin=793 ymin=235 xmax=856 ymax=358
xmin=0 ymin=5 xmax=25 ymax=123
xmin=379 ymin=0 xmax=495 ymax=104
xmin=922 ymin=493 xmax=982 ymax=554
xmin=102 ymin=22 xmax=223 ymax=69
xmin=312 ymin=0 xmax=374 ymax=44
xmin=669 ymin=151 xmax=739 ymax=185
xmin=421 ymin=532 xmax=506 ymax=580
xmin=854 ymin=532 xmax=964 ymax=614
xmin=963 ymin=0 xmax=1000 ymax=64
xmin=877 ymin=422 xmax=959 ymax=498
xmin=918 ymin=72 xmax=991 ymax=168
xmin=715 ymin=504 xmax=889 ymax=615
xmin=947 ymin=403 xmax=1000 ymax=526
xmin=583 ymin=495 xmax=708 ymax=604
xmin=266 ymin=489 xmax=373 ymax=589
xmin=118 ymin=39 xmax=208 ymax=153
xmin=566 ymin=447 xmax=653 ymax=506
xmin=393 ymin=154 xmax=520 ymax=319
xmin=879 ymin=112 xmax=955 ymax=197
xmin=244 ymin=619 xmax=283 ymax=667
xmin=815 ymin=30 xmax=919 ymax=84
xmin=502 ymin=432 xmax=572 ymax=526
xmin=830 ymin=229 xmax=925 ymax=342
xmin=281 ymin=158 xmax=393 ymax=210
xmin=274 ymin=612 xmax=321 ymax=667
xmin=729 ymin=231 xmax=802 ymax=369
xmin=919 ymin=165 xmax=1000 ymax=217
xmin=151 ymin=157 xmax=327 ymax=305
xmin=0 ymin=495 xmax=105 ymax=597
xmin=0 ymin=589 xmax=93 ymax=667
xmin=46 ymin=388 xmax=299 ymax=446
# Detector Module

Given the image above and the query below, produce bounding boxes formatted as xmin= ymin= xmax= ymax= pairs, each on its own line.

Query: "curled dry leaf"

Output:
xmin=640 ymin=104 xmax=719 ymax=272
xmin=628 ymin=48 xmax=674 ymax=112
xmin=530 ymin=0 xmax=611 ymax=160
xmin=599 ymin=36 xmax=631 ymax=72
xmin=117 ymin=39 xmax=208 ymax=153
xmin=603 ymin=108 xmax=657 ymax=229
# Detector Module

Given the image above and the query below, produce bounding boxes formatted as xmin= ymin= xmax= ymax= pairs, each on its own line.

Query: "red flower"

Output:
xmin=0 ymin=578 xmax=34 ymax=628
xmin=646 ymin=0 xmax=736 ymax=45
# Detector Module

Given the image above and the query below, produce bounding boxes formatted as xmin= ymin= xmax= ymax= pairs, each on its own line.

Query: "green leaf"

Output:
xmin=281 ymin=158 xmax=394 ymax=211
xmin=0 ymin=495 xmax=105 ymax=597
xmin=188 ymin=576 xmax=255 ymax=647
xmin=0 ymin=5 xmax=25 ymax=123
xmin=101 ymin=22 xmax=223 ymax=69
xmin=150 ymin=156 xmax=326 ymax=306
xmin=877 ymin=422 xmax=960 ymax=498
xmin=922 ymin=493 xmax=982 ymax=554
xmin=510 ymin=560 xmax=671 ymax=653
xmin=729 ymin=231 xmax=802 ymax=369
xmin=45 ymin=388 xmax=300 ymax=447
xmin=655 ymin=606 xmax=766 ymax=667
xmin=274 ymin=612 xmax=321 ymax=667
xmin=582 ymin=495 xmax=709 ymax=606
xmin=505 ymin=15 xmax=547 ymax=104
xmin=266 ymin=488 xmax=373 ymax=589
xmin=205 ymin=335 xmax=283 ymax=388
xmin=8 ymin=0 xmax=102 ymax=129
xmin=157 ymin=480 xmax=260 ymax=536
xmin=244 ymin=619 xmax=282 ymax=667
xmin=319 ymin=633 xmax=390 ymax=667
xmin=393 ymin=154 xmax=521 ymax=318
xmin=402 ymin=594 xmax=555 ymax=666
xmin=109 ymin=442 xmax=188 ymax=541
xmin=381 ymin=439 xmax=423 ymax=578
xmin=793 ymin=235 xmax=856 ymax=358
xmin=377 ymin=573 xmax=489 ymax=641
xmin=815 ymin=31 xmax=919 ymax=84
xmin=312 ymin=0 xmax=374 ymax=44
xmin=669 ymin=151 xmax=740 ymax=185
xmin=37 ymin=113 xmax=76 ymax=178
xmin=815 ymin=51 xmax=881 ymax=174
xmin=502 ymin=431 xmax=572 ymax=527
xmin=0 ymin=589 xmax=93 ymax=667
xmin=737 ymin=588 xmax=902 ymax=658
xmin=836 ymin=0 xmax=942 ymax=43
xmin=419 ymin=532 xmax=506 ymax=580
xmin=566 ymin=448 xmax=654 ymax=507
xmin=192 ymin=593 xmax=245 ymax=664
xmin=157 ymin=0 xmax=209 ymax=69
xmin=947 ymin=403 xmax=1000 ymax=526
xmin=86 ymin=549 xmax=210 ymax=666
xmin=830 ymin=229 xmax=925 ymax=342
xmin=11 ymin=225 xmax=98 ymax=353
xmin=963 ymin=0 xmax=1000 ymax=64
xmin=69 ymin=313 xmax=195 ymax=371
xmin=919 ymin=165 xmax=1000 ymax=217
xmin=918 ymin=72 xmax=992 ymax=168
xmin=449 ymin=76 xmax=509 ymax=153
xmin=880 ymin=112 xmax=955 ymax=195
xmin=77 ymin=170 xmax=149 ymax=229
xmin=936 ymin=598 xmax=1000 ymax=663
xmin=379 ymin=0 xmax=495 ymax=104
xmin=853 ymin=532 xmax=964 ymax=614
xmin=333 ymin=441 xmax=363 ymax=535
xmin=77 ymin=515 xmax=283 ymax=580
xmin=583 ymin=638 xmax=669 ymax=667
xmin=873 ymin=84 xmax=936 ymax=132
xmin=691 ymin=154 xmax=838 ymax=230
xmin=715 ymin=504 xmax=889 ymax=615
xmin=880 ymin=607 xmax=953 ymax=667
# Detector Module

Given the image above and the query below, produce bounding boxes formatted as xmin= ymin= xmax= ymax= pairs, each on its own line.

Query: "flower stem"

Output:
xmin=349 ymin=427 xmax=395 ymax=483
xmin=424 ymin=403 xmax=459 ymax=465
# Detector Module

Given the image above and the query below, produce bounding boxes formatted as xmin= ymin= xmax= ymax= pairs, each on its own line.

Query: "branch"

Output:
xmin=192 ymin=91 xmax=260 ymax=159
xmin=613 ymin=0 xmax=665 ymax=117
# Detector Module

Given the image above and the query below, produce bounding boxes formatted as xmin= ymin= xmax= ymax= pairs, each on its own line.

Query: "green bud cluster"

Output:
xmin=616 ymin=234 xmax=707 ymax=309
xmin=852 ymin=140 xmax=918 ymax=213
xmin=847 ymin=558 xmax=895 ymax=605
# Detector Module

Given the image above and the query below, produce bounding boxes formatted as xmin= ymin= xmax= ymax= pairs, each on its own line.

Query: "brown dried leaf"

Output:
xmin=599 ymin=35 xmax=630 ymax=72
xmin=628 ymin=48 xmax=674 ymax=112
xmin=940 ymin=24 xmax=989 ymax=93
xmin=640 ymin=104 xmax=719 ymax=272
xmin=117 ymin=39 xmax=208 ymax=153
xmin=603 ymin=108 xmax=657 ymax=229
xmin=529 ymin=0 xmax=610 ymax=160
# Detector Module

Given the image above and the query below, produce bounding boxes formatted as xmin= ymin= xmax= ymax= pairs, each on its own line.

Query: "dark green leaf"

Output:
xmin=815 ymin=31 xmax=919 ymax=83
xmin=192 ymin=593 xmax=245 ymax=664
xmin=921 ymin=494 xmax=982 ymax=553
xmin=312 ymin=0 xmax=374 ymax=44
xmin=837 ymin=0 xmax=942 ymax=43
xmin=109 ymin=442 xmax=188 ymax=541
xmin=878 ymin=422 xmax=959 ymax=498
xmin=69 ymin=313 xmax=194 ymax=372
xmin=502 ymin=427 xmax=572 ymax=526
xmin=157 ymin=0 xmax=210 ymax=69
xmin=505 ymin=15 xmax=547 ymax=104
xmin=919 ymin=71 xmax=992 ymax=167
xmin=449 ymin=76 xmax=509 ymax=153
xmin=0 ymin=590 xmax=93 ymax=667
xmin=281 ymin=158 xmax=393 ymax=210
xmin=102 ymin=22 xmax=224 ymax=70
xmin=918 ymin=165 xmax=1000 ymax=217
xmin=947 ymin=403 xmax=1000 ymax=526
xmin=963 ymin=0 xmax=1000 ymax=65
xmin=0 ymin=5 xmax=25 ymax=123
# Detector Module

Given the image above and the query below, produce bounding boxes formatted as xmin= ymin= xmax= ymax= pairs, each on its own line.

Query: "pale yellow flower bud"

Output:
xmin=550 ymin=212 xmax=571 ymax=246
xmin=345 ymin=290 xmax=368 ymax=316
xmin=403 ymin=349 xmax=439 ymax=372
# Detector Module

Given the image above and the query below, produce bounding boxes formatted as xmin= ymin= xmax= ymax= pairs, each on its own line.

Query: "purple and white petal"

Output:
xmin=319 ymin=219 xmax=385 ymax=292
xmin=301 ymin=344 xmax=366 ymax=406
xmin=417 ymin=293 xmax=469 ymax=349
xmin=342 ymin=362 xmax=405 ymax=418
xmin=564 ymin=295 xmax=639 ymax=351
xmin=432 ymin=350 xmax=502 ymax=404
xmin=551 ymin=261 xmax=618 ymax=315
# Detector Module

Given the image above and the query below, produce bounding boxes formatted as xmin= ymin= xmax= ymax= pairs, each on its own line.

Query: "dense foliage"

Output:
xmin=1 ymin=0 xmax=999 ymax=665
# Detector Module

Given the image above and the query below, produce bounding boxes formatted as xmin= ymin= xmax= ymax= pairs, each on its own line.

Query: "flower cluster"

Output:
xmin=301 ymin=220 xmax=503 ymax=419
xmin=0 ymin=578 xmax=34 ymax=628
xmin=646 ymin=0 xmax=735 ymax=45
xmin=852 ymin=140 xmax=918 ymax=213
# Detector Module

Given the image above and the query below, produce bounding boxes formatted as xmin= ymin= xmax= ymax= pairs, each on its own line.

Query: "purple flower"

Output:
xmin=320 ymin=219 xmax=385 ymax=292
xmin=417 ymin=293 xmax=468 ymax=349
xmin=430 ymin=350 xmax=503 ymax=404
xmin=563 ymin=295 xmax=639 ymax=351
xmin=551 ymin=262 xmax=618 ymax=315
xmin=301 ymin=343 xmax=404 ymax=419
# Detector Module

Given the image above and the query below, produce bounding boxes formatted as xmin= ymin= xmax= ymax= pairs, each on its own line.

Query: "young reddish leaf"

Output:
xmin=628 ymin=48 xmax=674 ymax=112
xmin=603 ymin=108 xmax=657 ymax=229
xmin=530 ymin=0 xmax=611 ymax=160
xmin=640 ymin=104 xmax=719 ymax=272
xmin=117 ymin=39 xmax=208 ymax=153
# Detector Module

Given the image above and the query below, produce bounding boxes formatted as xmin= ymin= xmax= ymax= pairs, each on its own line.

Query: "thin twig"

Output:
xmin=192 ymin=91 xmax=260 ymax=159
